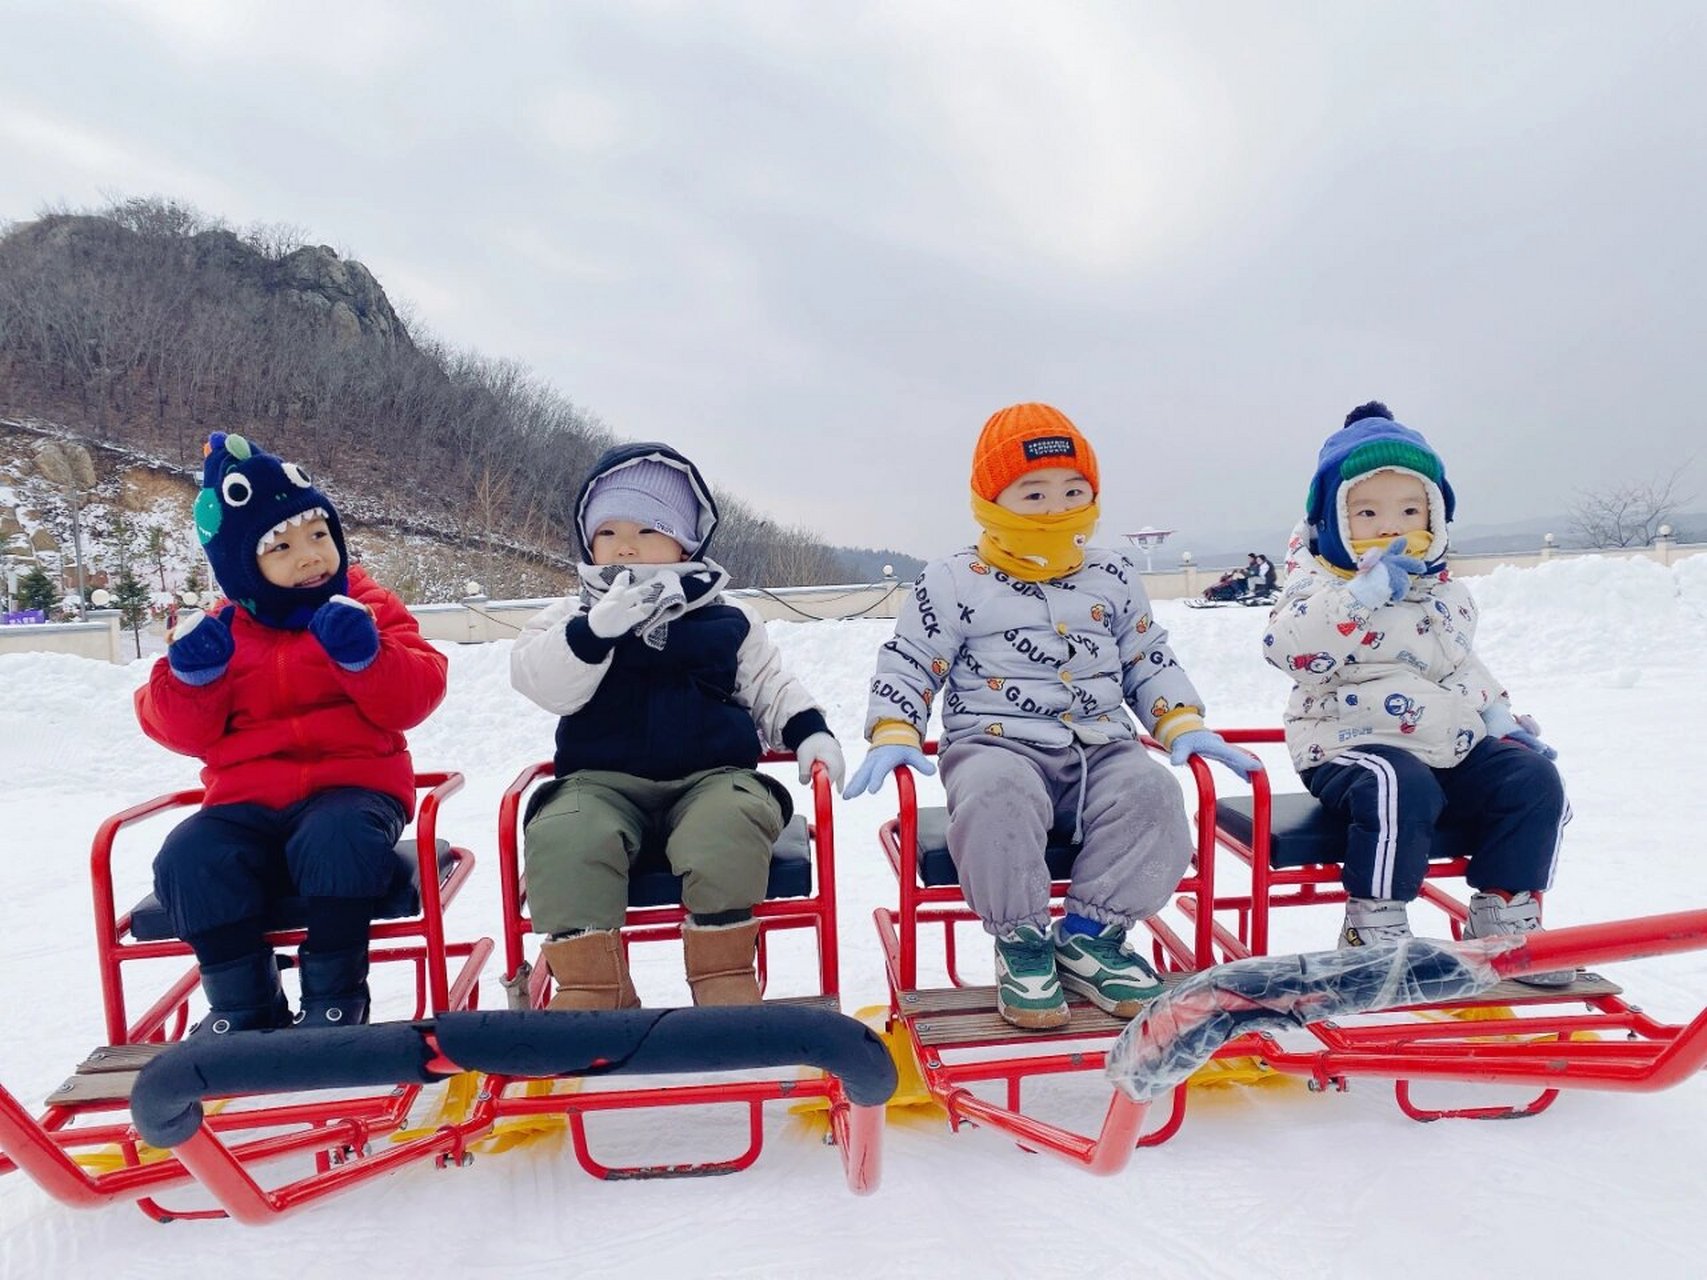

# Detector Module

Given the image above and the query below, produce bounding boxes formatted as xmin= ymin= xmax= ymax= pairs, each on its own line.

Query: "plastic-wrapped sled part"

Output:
xmin=1106 ymin=937 xmax=1512 ymax=1102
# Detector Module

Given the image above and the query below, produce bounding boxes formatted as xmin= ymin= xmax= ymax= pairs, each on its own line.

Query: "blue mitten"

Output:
xmin=1347 ymin=537 xmax=1426 ymax=610
xmin=309 ymin=595 xmax=381 ymax=671
xmin=1168 ymin=729 xmax=1259 ymax=777
xmin=842 ymin=744 xmax=937 ymax=798
xmin=167 ymin=610 xmax=234 ymax=686
xmin=1482 ymin=704 xmax=1558 ymax=760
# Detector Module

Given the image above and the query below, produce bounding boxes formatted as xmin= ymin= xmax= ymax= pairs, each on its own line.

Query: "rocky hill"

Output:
xmin=0 ymin=198 xmax=861 ymax=601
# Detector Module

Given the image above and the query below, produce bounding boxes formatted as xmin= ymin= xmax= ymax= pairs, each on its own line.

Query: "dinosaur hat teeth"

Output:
xmin=256 ymin=506 xmax=331 ymax=556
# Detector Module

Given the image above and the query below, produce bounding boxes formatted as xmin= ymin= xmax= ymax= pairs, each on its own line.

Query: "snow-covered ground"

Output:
xmin=3 ymin=554 xmax=1706 ymax=1277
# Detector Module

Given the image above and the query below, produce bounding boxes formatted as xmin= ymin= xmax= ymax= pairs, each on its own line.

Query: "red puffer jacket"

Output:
xmin=135 ymin=567 xmax=449 ymax=817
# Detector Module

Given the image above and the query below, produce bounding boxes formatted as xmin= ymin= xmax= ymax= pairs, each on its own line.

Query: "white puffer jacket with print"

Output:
xmin=1263 ymin=524 xmax=1510 ymax=771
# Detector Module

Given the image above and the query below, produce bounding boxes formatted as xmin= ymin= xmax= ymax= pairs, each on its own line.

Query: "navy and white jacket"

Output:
xmin=515 ymin=439 xmax=830 ymax=807
xmin=511 ymin=591 xmax=830 ymax=795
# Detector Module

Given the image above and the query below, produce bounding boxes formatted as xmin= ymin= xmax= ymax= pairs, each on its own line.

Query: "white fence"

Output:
xmin=5 ymin=542 xmax=1701 ymax=663
xmin=410 ymin=581 xmax=912 ymax=646
xmin=0 ymin=611 xmax=125 ymax=663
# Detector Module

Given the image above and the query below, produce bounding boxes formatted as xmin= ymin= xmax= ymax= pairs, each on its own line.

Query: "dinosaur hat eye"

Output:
xmin=282 ymin=462 xmax=313 ymax=489
xmin=221 ymin=473 xmax=253 ymax=507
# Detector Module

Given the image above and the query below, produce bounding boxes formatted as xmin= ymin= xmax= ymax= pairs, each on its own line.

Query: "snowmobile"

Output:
xmin=0 ymin=756 xmax=895 ymax=1222
xmin=1186 ymin=571 xmax=1280 ymax=609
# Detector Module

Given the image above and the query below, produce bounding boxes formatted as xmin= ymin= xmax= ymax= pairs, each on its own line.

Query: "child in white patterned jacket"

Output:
xmin=1263 ymin=401 xmax=1573 ymax=985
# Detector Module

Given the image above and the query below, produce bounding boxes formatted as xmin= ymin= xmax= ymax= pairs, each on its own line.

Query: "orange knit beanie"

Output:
xmin=969 ymin=403 xmax=1100 ymax=502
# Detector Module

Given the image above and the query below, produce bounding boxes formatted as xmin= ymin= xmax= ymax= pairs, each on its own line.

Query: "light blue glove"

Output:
xmin=1481 ymin=704 xmax=1558 ymax=760
xmin=1346 ymin=537 xmax=1427 ymax=610
xmin=842 ymin=744 xmax=937 ymax=798
xmin=1168 ymin=729 xmax=1259 ymax=778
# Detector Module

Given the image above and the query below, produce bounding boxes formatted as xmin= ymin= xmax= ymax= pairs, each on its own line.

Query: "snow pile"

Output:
xmin=1469 ymin=555 xmax=1707 ymax=681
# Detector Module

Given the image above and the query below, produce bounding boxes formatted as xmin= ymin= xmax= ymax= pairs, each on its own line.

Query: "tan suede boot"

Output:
xmin=681 ymin=919 xmax=762 ymax=1006
xmin=539 ymin=930 xmax=640 ymax=1011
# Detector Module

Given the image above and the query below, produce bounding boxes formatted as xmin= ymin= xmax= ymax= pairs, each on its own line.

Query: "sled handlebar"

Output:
xmin=130 ymin=1006 xmax=898 ymax=1149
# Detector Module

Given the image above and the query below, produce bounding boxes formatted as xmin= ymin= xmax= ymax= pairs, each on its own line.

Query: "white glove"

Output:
xmin=586 ymin=571 xmax=657 ymax=639
xmin=794 ymin=732 xmax=846 ymax=790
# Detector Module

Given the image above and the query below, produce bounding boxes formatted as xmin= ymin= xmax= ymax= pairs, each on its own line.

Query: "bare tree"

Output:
xmin=1568 ymin=464 xmax=1693 ymax=548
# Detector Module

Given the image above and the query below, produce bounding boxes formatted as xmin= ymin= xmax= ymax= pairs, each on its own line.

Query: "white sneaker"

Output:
xmin=1464 ymin=891 xmax=1576 ymax=987
xmin=1339 ymin=897 xmax=1413 ymax=949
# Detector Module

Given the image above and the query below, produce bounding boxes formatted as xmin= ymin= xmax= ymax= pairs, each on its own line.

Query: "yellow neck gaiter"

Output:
xmin=1322 ymin=529 xmax=1435 ymax=579
xmin=972 ymin=494 xmax=1100 ymax=581
xmin=1349 ymin=530 xmax=1432 ymax=560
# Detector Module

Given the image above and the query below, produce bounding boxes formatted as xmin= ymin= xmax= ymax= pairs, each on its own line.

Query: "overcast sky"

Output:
xmin=3 ymin=1 xmax=1703 ymax=562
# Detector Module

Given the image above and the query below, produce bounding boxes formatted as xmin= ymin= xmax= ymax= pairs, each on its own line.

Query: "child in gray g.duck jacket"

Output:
xmin=845 ymin=403 xmax=1254 ymax=1031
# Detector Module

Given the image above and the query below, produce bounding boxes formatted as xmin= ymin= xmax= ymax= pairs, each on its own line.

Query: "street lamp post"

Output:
xmin=1122 ymin=527 xmax=1175 ymax=574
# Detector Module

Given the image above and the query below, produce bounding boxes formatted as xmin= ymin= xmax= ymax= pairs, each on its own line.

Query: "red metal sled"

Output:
xmin=0 ymin=1005 xmax=896 ymax=1221
xmin=1165 ymin=727 xmax=1707 ymax=1122
xmin=492 ymin=750 xmax=851 ymax=1181
xmin=871 ymin=738 xmax=1221 ymax=1174
xmin=0 ymin=755 xmax=893 ymax=1221
xmin=870 ymin=734 xmax=1707 ymax=1173
xmin=0 ymin=772 xmax=493 ymax=1221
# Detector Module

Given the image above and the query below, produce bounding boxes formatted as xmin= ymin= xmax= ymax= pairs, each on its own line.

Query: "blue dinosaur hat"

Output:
xmin=194 ymin=432 xmax=347 ymax=628
xmin=1304 ymin=402 xmax=1455 ymax=572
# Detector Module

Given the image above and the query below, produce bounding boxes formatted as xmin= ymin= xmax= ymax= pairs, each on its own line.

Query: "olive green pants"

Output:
xmin=523 ymin=767 xmax=786 ymax=935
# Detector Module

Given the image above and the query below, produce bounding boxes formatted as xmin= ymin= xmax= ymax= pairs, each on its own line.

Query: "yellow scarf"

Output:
xmin=972 ymin=494 xmax=1100 ymax=581
xmin=1322 ymin=530 xmax=1435 ymax=579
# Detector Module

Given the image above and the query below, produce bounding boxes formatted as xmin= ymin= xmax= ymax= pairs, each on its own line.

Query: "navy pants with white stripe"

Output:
xmin=1302 ymin=739 xmax=1566 ymax=902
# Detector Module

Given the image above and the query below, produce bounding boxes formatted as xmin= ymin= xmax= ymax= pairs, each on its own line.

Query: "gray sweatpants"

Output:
xmin=938 ymin=735 xmax=1193 ymax=936
xmin=523 ymin=767 xmax=785 ymax=935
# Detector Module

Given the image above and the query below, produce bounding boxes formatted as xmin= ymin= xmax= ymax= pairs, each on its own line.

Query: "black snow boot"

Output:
xmin=194 ymin=951 xmax=292 ymax=1036
xmin=295 ymin=947 xmax=372 ymax=1027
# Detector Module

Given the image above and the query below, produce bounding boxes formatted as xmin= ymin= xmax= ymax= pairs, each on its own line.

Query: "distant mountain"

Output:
xmin=832 ymin=546 xmax=927 ymax=583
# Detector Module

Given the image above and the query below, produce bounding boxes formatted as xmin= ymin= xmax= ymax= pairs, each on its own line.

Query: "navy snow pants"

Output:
xmin=1302 ymin=739 xmax=1567 ymax=902
xmin=153 ymin=788 xmax=406 ymax=939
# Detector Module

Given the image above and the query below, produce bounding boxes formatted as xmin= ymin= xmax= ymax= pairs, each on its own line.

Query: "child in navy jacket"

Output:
xmin=510 ymin=443 xmax=843 ymax=1009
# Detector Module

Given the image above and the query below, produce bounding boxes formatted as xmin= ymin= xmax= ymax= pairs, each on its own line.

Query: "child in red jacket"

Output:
xmin=135 ymin=432 xmax=448 ymax=1032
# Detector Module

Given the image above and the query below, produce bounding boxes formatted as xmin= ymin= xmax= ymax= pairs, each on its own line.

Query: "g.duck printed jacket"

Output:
xmin=863 ymin=547 xmax=1205 ymax=751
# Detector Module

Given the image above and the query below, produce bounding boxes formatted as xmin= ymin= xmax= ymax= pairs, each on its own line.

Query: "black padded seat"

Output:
xmin=913 ymin=806 xmax=1079 ymax=887
xmin=627 ymin=814 xmax=813 ymax=907
xmin=127 ymin=839 xmax=457 ymax=942
xmin=1216 ymin=794 xmax=1469 ymax=869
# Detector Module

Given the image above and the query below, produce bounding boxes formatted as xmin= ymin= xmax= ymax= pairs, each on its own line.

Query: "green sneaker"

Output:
xmin=1052 ymin=921 xmax=1163 ymax=1018
xmin=994 ymin=925 xmax=1070 ymax=1030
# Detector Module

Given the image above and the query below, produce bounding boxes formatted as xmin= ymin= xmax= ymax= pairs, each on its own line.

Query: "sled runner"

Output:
xmin=0 ymin=1006 xmax=897 ymax=1221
